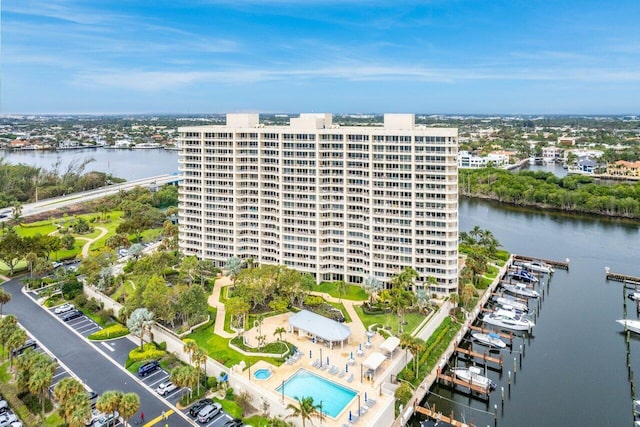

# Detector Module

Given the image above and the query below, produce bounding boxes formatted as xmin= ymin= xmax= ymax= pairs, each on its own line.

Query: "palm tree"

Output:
xmin=0 ymin=315 xmax=18 ymax=359
xmin=224 ymin=256 xmax=243 ymax=287
xmin=96 ymin=391 xmax=122 ymax=427
xmin=286 ymin=396 xmax=321 ymax=427
xmin=54 ymin=378 xmax=87 ymax=423
xmin=335 ymin=280 xmax=347 ymax=302
xmin=126 ymin=308 xmax=155 ymax=350
xmin=274 ymin=326 xmax=286 ymax=342
xmin=25 ymin=252 xmax=38 ymax=278
xmin=28 ymin=363 xmax=55 ymax=414
xmin=171 ymin=365 xmax=198 ymax=399
xmin=6 ymin=327 xmax=27 ymax=366
xmin=0 ymin=289 xmax=11 ymax=316
xmin=183 ymin=339 xmax=197 ymax=361
xmin=119 ymin=393 xmax=140 ymax=427
xmin=400 ymin=333 xmax=424 ymax=374
xmin=192 ymin=347 xmax=208 ymax=395
xmin=363 ymin=275 xmax=383 ymax=305
xmin=69 ymin=403 xmax=92 ymax=427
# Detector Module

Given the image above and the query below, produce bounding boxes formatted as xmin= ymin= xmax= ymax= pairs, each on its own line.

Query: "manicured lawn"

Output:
xmin=353 ymin=305 xmax=425 ymax=336
xmin=325 ymin=301 xmax=352 ymax=323
xmin=111 ymin=280 xmax=136 ymax=302
xmin=186 ymin=322 xmax=282 ymax=368
xmin=315 ymin=282 xmax=367 ymax=301
xmin=485 ymin=264 xmax=499 ymax=279
xmin=44 ymin=413 xmax=65 ymax=426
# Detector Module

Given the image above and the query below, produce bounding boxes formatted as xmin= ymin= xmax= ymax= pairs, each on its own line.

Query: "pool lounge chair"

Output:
xmin=359 ymin=406 xmax=368 ymax=416
xmin=364 ymin=398 xmax=376 ymax=406
xmin=312 ymin=358 xmax=320 ymax=368
xmin=338 ymin=370 xmax=346 ymax=378
xmin=320 ymin=363 xmax=329 ymax=371
xmin=329 ymin=366 xmax=339 ymax=375
xmin=346 ymin=373 xmax=354 ymax=383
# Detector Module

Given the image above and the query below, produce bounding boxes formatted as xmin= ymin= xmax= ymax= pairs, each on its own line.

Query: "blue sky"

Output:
xmin=2 ymin=0 xmax=640 ymax=114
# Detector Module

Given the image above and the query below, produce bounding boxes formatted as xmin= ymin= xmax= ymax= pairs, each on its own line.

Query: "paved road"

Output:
xmin=2 ymin=277 xmax=195 ymax=427
xmin=0 ymin=173 xmax=180 ymax=222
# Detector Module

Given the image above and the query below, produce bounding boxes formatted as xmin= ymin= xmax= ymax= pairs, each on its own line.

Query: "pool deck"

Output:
xmin=208 ymin=277 xmax=399 ymax=426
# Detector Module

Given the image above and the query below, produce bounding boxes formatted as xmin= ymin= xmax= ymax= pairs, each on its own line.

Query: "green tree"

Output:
xmin=142 ymin=275 xmax=170 ymax=323
xmin=6 ymin=327 xmax=27 ymax=366
xmin=28 ymin=361 xmax=55 ymax=414
xmin=0 ymin=229 xmax=26 ymax=275
xmin=0 ymin=315 xmax=18 ymax=359
xmin=363 ymin=275 xmax=383 ymax=304
xmin=335 ymin=280 xmax=347 ymax=302
xmin=400 ymin=333 xmax=424 ymax=374
xmin=170 ymin=365 xmax=198 ymax=398
xmin=118 ymin=393 xmax=140 ymax=426
xmin=54 ymin=378 xmax=88 ymax=424
xmin=274 ymin=326 xmax=286 ymax=342
xmin=224 ymin=256 xmax=243 ymax=287
xmin=286 ymin=396 xmax=321 ymax=427
xmin=126 ymin=308 xmax=155 ymax=350
xmin=0 ymin=288 xmax=10 ymax=316
xmin=96 ymin=390 xmax=122 ymax=427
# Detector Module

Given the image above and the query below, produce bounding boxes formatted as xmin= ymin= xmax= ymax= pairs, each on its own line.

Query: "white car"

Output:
xmin=0 ymin=413 xmax=18 ymax=427
xmin=155 ymin=381 xmax=178 ymax=396
xmin=54 ymin=303 xmax=75 ymax=314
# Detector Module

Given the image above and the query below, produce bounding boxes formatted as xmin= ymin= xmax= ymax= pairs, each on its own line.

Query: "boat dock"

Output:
xmin=415 ymin=405 xmax=473 ymax=427
xmin=513 ymin=254 xmax=569 ymax=270
xmin=606 ymin=271 xmax=640 ymax=285
xmin=469 ymin=325 xmax=514 ymax=344
xmin=436 ymin=366 xmax=493 ymax=396
xmin=454 ymin=346 xmax=503 ymax=368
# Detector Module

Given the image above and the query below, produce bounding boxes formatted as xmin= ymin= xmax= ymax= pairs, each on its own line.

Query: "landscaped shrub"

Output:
xmin=225 ymin=387 xmax=235 ymax=400
xmin=303 ymin=295 xmax=323 ymax=307
xmin=127 ymin=342 xmax=166 ymax=364
xmin=207 ymin=376 xmax=218 ymax=390
xmin=96 ymin=308 xmax=114 ymax=324
xmin=61 ymin=280 xmax=83 ymax=299
xmin=74 ymin=293 xmax=88 ymax=308
xmin=88 ymin=324 xmax=129 ymax=340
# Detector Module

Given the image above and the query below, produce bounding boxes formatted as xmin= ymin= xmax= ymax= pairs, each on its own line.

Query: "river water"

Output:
xmin=2 ymin=149 xmax=638 ymax=426
xmin=423 ymin=198 xmax=640 ymax=427
xmin=0 ymin=148 xmax=179 ymax=180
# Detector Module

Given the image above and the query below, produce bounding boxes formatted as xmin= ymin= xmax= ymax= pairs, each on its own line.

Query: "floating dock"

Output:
xmin=436 ymin=367 xmax=493 ymax=396
xmin=513 ymin=254 xmax=569 ymax=270
xmin=606 ymin=271 xmax=640 ymax=285
xmin=415 ymin=405 xmax=473 ymax=427
xmin=454 ymin=346 xmax=503 ymax=368
xmin=469 ymin=325 xmax=514 ymax=343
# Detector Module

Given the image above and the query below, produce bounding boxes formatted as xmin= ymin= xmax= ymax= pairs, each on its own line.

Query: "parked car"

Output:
xmin=197 ymin=403 xmax=222 ymax=423
xmin=0 ymin=413 xmax=18 ymax=427
xmin=92 ymin=411 xmax=118 ymax=427
xmin=137 ymin=360 xmax=159 ymax=377
xmin=189 ymin=398 xmax=214 ymax=417
xmin=60 ymin=310 xmax=83 ymax=321
xmin=0 ymin=400 xmax=8 ymax=413
xmin=54 ymin=303 xmax=75 ymax=314
xmin=12 ymin=339 xmax=37 ymax=356
xmin=224 ymin=418 xmax=244 ymax=427
xmin=155 ymin=381 xmax=178 ymax=396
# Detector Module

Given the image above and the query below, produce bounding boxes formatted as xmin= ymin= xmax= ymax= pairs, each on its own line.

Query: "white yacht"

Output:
xmin=501 ymin=283 xmax=540 ymax=299
xmin=472 ymin=332 xmax=507 ymax=349
xmin=617 ymin=319 xmax=640 ymax=334
xmin=451 ymin=366 xmax=496 ymax=390
xmin=483 ymin=309 xmax=535 ymax=331
xmin=519 ymin=260 xmax=554 ymax=274
xmin=628 ymin=292 xmax=640 ymax=301
xmin=495 ymin=296 xmax=529 ymax=312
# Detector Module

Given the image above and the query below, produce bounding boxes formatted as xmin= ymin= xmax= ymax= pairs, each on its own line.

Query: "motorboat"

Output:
xmin=482 ymin=309 xmax=535 ymax=331
xmin=617 ymin=319 xmax=640 ymax=334
xmin=509 ymin=269 xmax=539 ymax=283
xmin=501 ymin=283 xmax=540 ymax=299
xmin=628 ymin=292 xmax=640 ymax=301
xmin=520 ymin=260 xmax=554 ymax=274
xmin=451 ymin=366 xmax=496 ymax=390
xmin=472 ymin=332 xmax=507 ymax=349
xmin=495 ymin=296 xmax=529 ymax=312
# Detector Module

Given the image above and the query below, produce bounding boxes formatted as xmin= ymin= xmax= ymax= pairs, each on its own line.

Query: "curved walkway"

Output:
xmin=80 ymin=226 xmax=108 ymax=258
xmin=207 ymin=275 xmax=235 ymax=338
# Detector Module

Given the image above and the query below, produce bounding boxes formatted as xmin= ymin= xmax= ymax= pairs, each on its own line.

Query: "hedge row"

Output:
xmin=88 ymin=324 xmax=129 ymax=340
xmin=127 ymin=343 xmax=166 ymax=365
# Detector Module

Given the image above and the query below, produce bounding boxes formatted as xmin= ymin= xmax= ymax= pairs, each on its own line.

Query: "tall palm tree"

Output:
xmin=183 ymin=339 xmax=197 ymax=361
xmin=6 ymin=327 xmax=27 ymax=366
xmin=0 ymin=289 xmax=11 ymax=316
xmin=25 ymin=252 xmax=38 ymax=278
xmin=0 ymin=315 xmax=18 ymax=359
xmin=69 ymin=403 xmax=93 ymax=427
xmin=286 ymin=396 xmax=321 ymax=427
xmin=28 ymin=363 xmax=55 ymax=414
xmin=119 ymin=393 xmax=140 ymax=427
xmin=224 ymin=256 xmax=243 ymax=287
xmin=400 ymin=333 xmax=424 ymax=374
xmin=363 ymin=275 xmax=383 ymax=305
xmin=54 ymin=378 xmax=87 ymax=423
xmin=192 ymin=347 xmax=208 ymax=395
xmin=96 ymin=391 xmax=122 ymax=427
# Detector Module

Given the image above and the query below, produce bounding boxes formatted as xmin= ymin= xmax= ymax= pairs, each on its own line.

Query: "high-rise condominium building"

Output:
xmin=178 ymin=113 xmax=458 ymax=295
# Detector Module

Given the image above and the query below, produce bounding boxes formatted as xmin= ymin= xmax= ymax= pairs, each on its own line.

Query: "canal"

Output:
xmin=420 ymin=198 xmax=640 ymax=427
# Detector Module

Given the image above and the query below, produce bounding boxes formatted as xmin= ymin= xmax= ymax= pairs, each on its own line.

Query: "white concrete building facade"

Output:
xmin=178 ymin=113 xmax=458 ymax=294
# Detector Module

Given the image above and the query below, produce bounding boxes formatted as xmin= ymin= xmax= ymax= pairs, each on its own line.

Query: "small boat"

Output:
xmin=495 ymin=296 xmax=529 ymax=312
xmin=472 ymin=332 xmax=507 ymax=349
xmin=509 ymin=269 xmax=538 ymax=283
xmin=628 ymin=292 xmax=640 ymax=301
xmin=520 ymin=260 xmax=554 ymax=274
xmin=483 ymin=309 xmax=535 ymax=331
xmin=502 ymin=283 xmax=540 ymax=299
xmin=617 ymin=319 xmax=640 ymax=334
xmin=451 ymin=366 xmax=496 ymax=390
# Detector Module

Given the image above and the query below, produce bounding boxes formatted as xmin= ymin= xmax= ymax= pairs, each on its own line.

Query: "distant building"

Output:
xmin=558 ymin=136 xmax=577 ymax=146
xmin=607 ymin=160 xmax=640 ymax=177
xmin=457 ymin=151 xmax=508 ymax=168
xmin=178 ymin=113 xmax=459 ymax=295
xmin=542 ymin=146 xmax=562 ymax=162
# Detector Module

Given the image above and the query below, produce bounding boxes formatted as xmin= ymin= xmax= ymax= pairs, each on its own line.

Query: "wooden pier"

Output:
xmin=455 ymin=346 xmax=503 ymax=368
xmin=415 ymin=405 xmax=473 ymax=427
xmin=436 ymin=367 xmax=493 ymax=396
xmin=606 ymin=271 xmax=640 ymax=285
xmin=513 ymin=254 xmax=569 ymax=270
xmin=469 ymin=325 xmax=514 ymax=343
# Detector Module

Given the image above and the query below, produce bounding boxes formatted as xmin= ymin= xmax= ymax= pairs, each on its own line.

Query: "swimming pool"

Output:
xmin=276 ymin=369 xmax=356 ymax=418
xmin=254 ymin=368 xmax=272 ymax=380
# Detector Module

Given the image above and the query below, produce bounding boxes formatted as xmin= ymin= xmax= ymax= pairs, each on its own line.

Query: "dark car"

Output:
xmin=61 ymin=310 xmax=83 ymax=321
xmin=223 ymin=418 xmax=243 ymax=427
xmin=137 ymin=360 xmax=160 ymax=377
xmin=189 ymin=398 xmax=214 ymax=417
xmin=12 ymin=339 xmax=37 ymax=356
